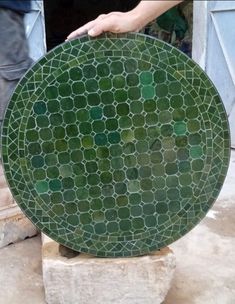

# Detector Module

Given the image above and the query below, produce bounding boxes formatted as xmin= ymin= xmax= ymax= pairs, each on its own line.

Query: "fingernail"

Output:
xmin=88 ymin=29 xmax=95 ymax=36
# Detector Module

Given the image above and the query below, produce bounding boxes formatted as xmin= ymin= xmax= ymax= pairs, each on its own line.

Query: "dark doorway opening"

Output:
xmin=43 ymin=0 xmax=140 ymax=51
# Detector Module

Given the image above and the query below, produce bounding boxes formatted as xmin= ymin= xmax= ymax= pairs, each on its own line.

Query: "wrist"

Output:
xmin=126 ymin=9 xmax=147 ymax=31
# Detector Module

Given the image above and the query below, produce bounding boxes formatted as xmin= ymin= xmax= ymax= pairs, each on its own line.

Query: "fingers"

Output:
xmin=67 ymin=20 xmax=96 ymax=40
xmin=66 ymin=14 xmax=107 ymax=40
xmin=66 ymin=13 xmax=121 ymax=40
xmin=97 ymin=14 xmax=107 ymax=20
xmin=88 ymin=16 xmax=120 ymax=37
xmin=88 ymin=19 xmax=113 ymax=37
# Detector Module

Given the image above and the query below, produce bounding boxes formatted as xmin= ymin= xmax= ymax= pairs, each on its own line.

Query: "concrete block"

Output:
xmin=0 ymin=165 xmax=14 ymax=208
xmin=42 ymin=235 xmax=176 ymax=304
xmin=0 ymin=187 xmax=14 ymax=208
xmin=0 ymin=205 xmax=37 ymax=248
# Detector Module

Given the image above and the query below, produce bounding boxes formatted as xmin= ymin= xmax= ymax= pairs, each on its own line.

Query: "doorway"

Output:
xmin=43 ymin=0 xmax=140 ymax=50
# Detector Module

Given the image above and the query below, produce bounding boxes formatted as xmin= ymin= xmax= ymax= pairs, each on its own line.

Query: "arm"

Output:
xmin=67 ymin=0 xmax=183 ymax=40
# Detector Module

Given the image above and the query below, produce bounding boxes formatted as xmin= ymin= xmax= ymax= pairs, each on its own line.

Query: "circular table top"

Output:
xmin=2 ymin=33 xmax=230 ymax=257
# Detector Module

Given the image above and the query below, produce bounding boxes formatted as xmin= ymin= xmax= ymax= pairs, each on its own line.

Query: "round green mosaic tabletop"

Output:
xmin=2 ymin=33 xmax=230 ymax=257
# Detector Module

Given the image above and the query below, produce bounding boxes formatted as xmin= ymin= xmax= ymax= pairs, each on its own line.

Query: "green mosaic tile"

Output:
xmin=1 ymin=33 xmax=230 ymax=257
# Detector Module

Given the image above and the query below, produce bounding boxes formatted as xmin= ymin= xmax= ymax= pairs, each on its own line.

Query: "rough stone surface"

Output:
xmin=0 ymin=164 xmax=37 ymax=248
xmin=42 ymin=236 xmax=176 ymax=304
xmin=0 ymin=187 xmax=14 ymax=208
xmin=0 ymin=164 xmax=14 ymax=208
xmin=0 ymin=205 xmax=37 ymax=248
xmin=0 ymin=235 xmax=45 ymax=304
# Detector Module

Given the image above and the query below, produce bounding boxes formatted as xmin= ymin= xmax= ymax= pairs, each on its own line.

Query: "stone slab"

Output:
xmin=0 ymin=204 xmax=37 ymax=248
xmin=0 ymin=187 xmax=14 ymax=208
xmin=0 ymin=164 xmax=37 ymax=248
xmin=42 ymin=235 xmax=176 ymax=304
xmin=0 ymin=164 xmax=14 ymax=208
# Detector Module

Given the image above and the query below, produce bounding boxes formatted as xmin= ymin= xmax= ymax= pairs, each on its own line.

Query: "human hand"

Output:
xmin=66 ymin=11 xmax=144 ymax=40
xmin=66 ymin=1 xmax=183 ymax=40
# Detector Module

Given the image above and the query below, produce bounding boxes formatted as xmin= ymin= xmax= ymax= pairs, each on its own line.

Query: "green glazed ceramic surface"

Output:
xmin=2 ymin=33 xmax=230 ymax=257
